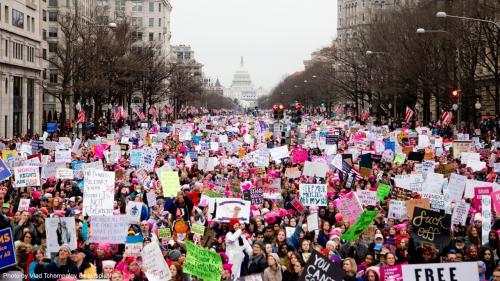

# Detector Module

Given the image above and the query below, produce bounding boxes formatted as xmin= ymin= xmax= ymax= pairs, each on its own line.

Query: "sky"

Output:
xmin=170 ymin=0 xmax=337 ymax=91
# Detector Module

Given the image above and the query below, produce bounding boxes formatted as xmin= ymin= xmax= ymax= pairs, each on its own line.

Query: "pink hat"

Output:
xmin=335 ymin=213 xmax=343 ymax=222
xmin=132 ymin=178 xmax=139 ymax=185
xmin=33 ymin=191 xmax=42 ymax=201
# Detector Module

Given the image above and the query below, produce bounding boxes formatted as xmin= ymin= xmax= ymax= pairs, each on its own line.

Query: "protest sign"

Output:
xmin=83 ymin=169 xmax=115 ymax=216
xmin=464 ymin=179 xmax=492 ymax=199
xmin=492 ymin=190 xmax=500 ymax=213
xmin=380 ymin=265 xmax=403 ymax=281
xmin=335 ymin=192 xmax=363 ymax=226
xmin=140 ymin=148 xmax=157 ymax=171
xmin=448 ymin=174 xmax=467 ymax=202
xmin=376 ymin=183 xmax=391 ymax=201
xmin=452 ymin=140 xmax=473 ymax=159
xmin=269 ymin=145 xmax=289 ymax=160
xmin=0 ymin=228 xmax=16 ymax=270
xmin=482 ymin=195 xmax=492 ymax=246
xmin=388 ymin=200 xmax=408 ymax=220
xmin=406 ymin=198 xmax=431 ymax=219
xmin=299 ymin=184 xmax=327 ymax=206
xmin=356 ymin=190 xmax=379 ymax=206
xmin=160 ymin=171 xmax=180 ymax=198
xmin=129 ymin=149 xmax=142 ymax=166
xmin=298 ymin=250 xmax=345 ymax=281
xmin=157 ymin=228 xmax=172 ymax=239
xmin=0 ymin=158 xmax=12 ymax=182
xmin=14 ymin=166 xmax=40 ymax=187
xmin=257 ymin=178 xmax=282 ymax=200
xmin=285 ymin=167 xmax=301 ymax=179
xmin=89 ymin=215 xmax=129 ymax=244
xmin=146 ymin=191 xmax=157 ymax=207
xmin=292 ymin=149 xmax=308 ymax=164
xmin=451 ymin=201 xmax=470 ymax=226
xmin=18 ymin=199 xmax=30 ymax=211
xmin=42 ymin=162 xmax=66 ymax=179
xmin=402 ymin=262 xmax=479 ymax=281
xmin=420 ymin=192 xmax=449 ymax=213
xmin=126 ymin=201 xmax=143 ymax=223
xmin=141 ymin=242 xmax=172 ymax=281
xmin=291 ymin=198 xmax=305 ymax=213
xmin=423 ymin=172 xmax=444 ymax=194
xmin=303 ymin=161 xmax=329 ymax=178
xmin=307 ymin=212 xmax=319 ymax=231
xmin=56 ymin=168 xmax=74 ymax=180
xmin=248 ymin=188 xmax=264 ymax=205
xmin=191 ymin=224 xmax=206 ymax=236
xmin=341 ymin=210 xmax=379 ymax=241
xmin=184 ymin=241 xmax=222 ymax=281
xmin=410 ymin=207 xmax=451 ymax=248
xmin=214 ymin=198 xmax=251 ymax=223
xmin=474 ymin=186 xmax=492 ymax=212
xmin=55 ymin=149 xmax=71 ymax=163
xmin=391 ymin=186 xmax=413 ymax=201
xmin=45 ymin=217 xmax=77 ymax=253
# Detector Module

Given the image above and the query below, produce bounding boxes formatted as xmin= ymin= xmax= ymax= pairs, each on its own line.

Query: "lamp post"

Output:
xmin=436 ymin=12 xmax=500 ymax=29
xmin=107 ymin=103 xmax=112 ymax=132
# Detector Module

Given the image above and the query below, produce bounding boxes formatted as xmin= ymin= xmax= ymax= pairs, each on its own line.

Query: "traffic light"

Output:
xmin=278 ymin=104 xmax=285 ymax=119
xmin=294 ymin=102 xmax=302 ymax=123
xmin=272 ymin=104 xmax=279 ymax=119
xmin=452 ymin=90 xmax=460 ymax=97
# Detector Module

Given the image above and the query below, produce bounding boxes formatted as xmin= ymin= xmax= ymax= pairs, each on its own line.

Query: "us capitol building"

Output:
xmin=223 ymin=57 xmax=267 ymax=108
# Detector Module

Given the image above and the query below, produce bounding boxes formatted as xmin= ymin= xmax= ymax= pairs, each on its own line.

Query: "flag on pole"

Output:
xmin=133 ymin=107 xmax=146 ymax=121
xmin=76 ymin=111 xmax=86 ymax=123
xmin=334 ymin=105 xmax=344 ymax=115
xmin=162 ymin=105 xmax=173 ymax=115
xmin=442 ymin=111 xmax=453 ymax=126
xmin=148 ymin=106 xmax=158 ymax=117
xmin=405 ymin=107 xmax=414 ymax=123
xmin=113 ymin=106 xmax=126 ymax=122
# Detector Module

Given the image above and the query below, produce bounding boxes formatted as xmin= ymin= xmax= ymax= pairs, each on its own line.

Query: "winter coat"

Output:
xmin=263 ymin=266 xmax=283 ymax=281
xmin=226 ymin=229 xmax=252 ymax=278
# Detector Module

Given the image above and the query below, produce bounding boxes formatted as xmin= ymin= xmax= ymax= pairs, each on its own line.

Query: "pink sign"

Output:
xmin=292 ymin=149 xmax=308 ymax=164
xmin=474 ymin=186 xmax=492 ymax=212
xmin=93 ymin=144 xmax=106 ymax=159
xmin=380 ymin=265 xmax=403 ymax=281
xmin=491 ymin=190 xmax=500 ymax=213
xmin=334 ymin=192 xmax=363 ymax=226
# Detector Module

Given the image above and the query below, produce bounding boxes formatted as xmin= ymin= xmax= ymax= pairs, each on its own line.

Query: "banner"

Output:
xmin=184 ymin=241 xmax=222 ymax=281
xmin=299 ymin=184 xmax=327 ymax=206
xmin=335 ymin=192 xmax=363 ymax=226
xmin=341 ymin=210 xmax=379 ymax=241
xmin=410 ymin=207 xmax=451 ymax=248
xmin=160 ymin=171 xmax=180 ymax=198
xmin=83 ymin=169 xmax=115 ymax=216
xmin=141 ymin=242 xmax=172 ymax=281
xmin=45 ymin=217 xmax=77 ymax=253
xmin=298 ymin=250 xmax=345 ymax=281
xmin=380 ymin=265 xmax=403 ymax=281
xmin=89 ymin=215 xmax=129 ymax=244
xmin=0 ymin=228 xmax=16 ymax=270
xmin=402 ymin=262 xmax=479 ymax=281
xmin=14 ymin=166 xmax=40 ymax=187
xmin=214 ymin=198 xmax=251 ymax=223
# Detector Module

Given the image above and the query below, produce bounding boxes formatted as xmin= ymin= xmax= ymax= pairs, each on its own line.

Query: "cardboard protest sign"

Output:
xmin=14 ymin=166 xmax=40 ymax=187
xmin=406 ymin=198 xmax=431 ymax=219
xmin=0 ymin=228 xmax=16 ymax=270
xmin=141 ymin=242 xmax=172 ymax=281
xmin=402 ymin=262 xmax=479 ymax=281
xmin=83 ymin=169 xmax=115 ymax=216
xmin=45 ymin=217 xmax=77 ymax=253
xmin=410 ymin=207 xmax=451 ymax=248
xmin=18 ymin=199 xmax=30 ymax=211
xmin=0 ymin=158 xmax=12 ymax=182
xmin=298 ymin=250 xmax=345 ymax=281
xmin=376 ymin=183 xmax=391 ymax=201
xmin=140 ymin=148 xmax=157 ymax=171
xmin=89 ymin=215 xmax=129 ymax=244
xmin=214 ymin=198 xmax=251 ymax=223
xmin=299 ymin=184 xmax=327 ymax=206
xmin=380 ymin=265 xmax=403 ymax=281
xmin=56 ymin=168 xmax=73 ymax=179
xmin=160 ymin=171 xmax=181 ymax=198
xmin=184 ymin=241 xmax=222 ymax=281
xmin=359 ymin=167 xmax=372 ymax=179
xmin=356 ymin=190 xmax=379 ymax=206
xmin=451 ymin=201 xmax=470 ymax=226
xmin=341 ymin=210 xmax=379 ymax=241
xmin=335 ymin=192 xmax=363 ymax=226
xmin=388 ymin=200 xmax=408 ymax=220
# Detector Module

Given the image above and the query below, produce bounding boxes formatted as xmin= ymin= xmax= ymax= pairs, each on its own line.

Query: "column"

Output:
xmin=0 ymin=75 xmax=4 ymax=138
xmin=7 ymin=76 xmax=13 ymax=138
xmin=34 ymin=80 xmax=42 ymax=135
xmin=22 ymin=76 xmax=28 ymax=135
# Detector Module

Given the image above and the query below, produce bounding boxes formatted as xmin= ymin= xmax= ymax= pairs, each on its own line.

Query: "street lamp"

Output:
xmin=416 ymin=28 xmax=448 ymax=34
xmin=107 ymin=103 xmax=112 ymax=132
xmin=475 ymin=99 xmax=482 ymax=110
xmin=108 ymin=22 xmax=117 ymax=29
xmin=388 ymin=103 xmax=392 ymax=109
xmin=452 ymin=104 xmax=459 ymax=111
xmin=366 ymin=50 xmax=385 ymax=55
xmin=436 ymin=11 xmax=500 ymax=29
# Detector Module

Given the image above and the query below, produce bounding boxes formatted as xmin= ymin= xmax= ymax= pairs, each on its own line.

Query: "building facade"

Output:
xmin=171 ymin=44 xmax=203 ymax=77
xmin=224 ymin=57 xmax=266 ymax=108
xmin=0 ymin=0 xmax=44 ymax=137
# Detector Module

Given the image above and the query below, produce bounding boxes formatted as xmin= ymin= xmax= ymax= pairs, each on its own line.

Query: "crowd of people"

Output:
xmin=0 ymin=111 xmax=499 ymax=281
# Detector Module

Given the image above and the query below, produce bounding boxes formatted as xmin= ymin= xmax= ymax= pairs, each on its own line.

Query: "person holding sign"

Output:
xmin=225 ymin=218 xmax=252 ymax=279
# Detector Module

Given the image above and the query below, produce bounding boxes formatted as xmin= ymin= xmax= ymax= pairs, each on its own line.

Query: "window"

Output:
xmin=4 ymin=40 xmax=8 ymax=57
xmin=158 ymin=3 xmax=161 ymax=12
xmin=131 ymin=17 xmax=142 ymax=27
xmin=42 ymin=29 xmax=47 ymax=40
xmin=5 ymin=6 xmax=9 ymax=24
xmin=48 ymin=27 xmax=58 ymax=37
xmin=48 ymin=0 xmax=58 ymax=7
xmin=115 ymin=0 xmax=125 ymax=11
xmin=13 ymin=42 xmax=23 ymax=60
xmin=31 ymin=17 xmax=35 ymax=33
xmin=158 ymin=33 xmax=162 ymax=41
xmin=12 ymin=9 xmax=24 ymax=28
xmin=48 ymin=11 xmax=58 ymax=21
xmin=43 ymin=10 xmax=47 ymax=21
xmin=133 ymin=32 xmax=143 ymax=41
xmin=158 ymin=18 xmax=161 ymax=27
xmin=149 ymin=18 xmax=154 ymax=27
xmin=27 ymin=46 xmax=34 ymax=62
xmin=48 ymin=42 xmax=57 ymax=52
xmin=149 ymin=32 xmax=154 ymax=41
xmin=43 ymin=49 xmax=47 ymax=60
xmin=132 ymin=1 xmax=143 ymax=12
xmin=97 ymin=0 xmax=109 ymax=6
xmin=13 ymin=77 xmax=22 ymax=97
xmin=49 ymin=72 xmax=58 ymax=83
xmin=27 ymin=16 xmax=31 ymax=32
xmin=149 ymin=2 xmax=154 ymax=12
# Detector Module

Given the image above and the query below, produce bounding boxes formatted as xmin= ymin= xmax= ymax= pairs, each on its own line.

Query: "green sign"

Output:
xmin=393 ymin=153 xmax=405 ymax=165
xmin=157 ymin=228 xmax=171 ymax=239
xmin=184 ymin=241 xmax=222 ymax=281
xmin=341 ymin=210 xmax=379 ymax=241
xmin=205 ymin=190 xmax=223 ymax=198
xmin=160 ymin=171 xmax=180 ymax=198
xmin=376 ymin=183 xmax=391 ymax=201
xmin=191 ymin=224 xmax=205 ymax=236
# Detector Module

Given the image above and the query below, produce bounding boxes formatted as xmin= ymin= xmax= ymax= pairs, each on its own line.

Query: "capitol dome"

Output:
xmin=231 ymin=57 xmax=253 ymax=87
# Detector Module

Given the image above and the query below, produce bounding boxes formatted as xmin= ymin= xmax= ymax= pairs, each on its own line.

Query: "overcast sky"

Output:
xmin=170 ymin=0 xmax=337 ymax=91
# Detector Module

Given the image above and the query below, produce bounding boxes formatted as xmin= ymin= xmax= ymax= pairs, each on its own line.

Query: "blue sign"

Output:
xmin=0 ymin=228 xmax=16 ymax=270
xmin=187 ymin=150 xmax=198 ymax=161
xmin=193 ymin=136 xmax=201 ymax=145
xmin=46 ymin=122 xmax=58 ymax=133
xmin=385 ymin=140 xmax=396 ymax=152
xmin=0 ymin=159 xmax=12 ymax=182
xmin=160 ymin=127 xmax=168 ymax=133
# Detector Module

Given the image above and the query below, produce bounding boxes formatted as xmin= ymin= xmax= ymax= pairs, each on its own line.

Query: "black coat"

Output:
xmin=43 ymin=258 xmax=79 ymax=281
xmin=247 ymin=254 xmax=268 ymax=275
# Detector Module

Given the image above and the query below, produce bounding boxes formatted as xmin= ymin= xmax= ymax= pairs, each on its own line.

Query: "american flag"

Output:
xmin=405 ymin=107 xmax=414 ymax=123
xmin=162 ymin=105 xmax=173 ymax=115
xmin=133 ymin=107 xmax=146 ymax=121
xmin=338 ymin=167 xmax=363 ymax=181
xmin=334 ymin=105 xmax=344 ymax=115
xmin=76 ymin=111 xmax=86 ymax=123
xmin=442 ymin=111 xmax=453 ymax=126
xmin=380 ymin=104 xmax=390 ymax=115
xmin=360 ymin=111 xmax=370 ymax=121
xmin=148 ymin=106 xmax=158 ymax=117
xmin=113 ymin=106 xmax=126 ymax=122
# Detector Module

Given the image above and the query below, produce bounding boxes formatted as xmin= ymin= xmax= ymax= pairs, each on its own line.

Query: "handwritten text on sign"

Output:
xmin=83 ymin=169 xmax=115 ymax=216
xmin=89 ymin=215 xmax=129 ymax=244
xmin=299 ymin=184 xmax=327 ymax=206
xmin=14 ymin=166 xmax=40 ymax=187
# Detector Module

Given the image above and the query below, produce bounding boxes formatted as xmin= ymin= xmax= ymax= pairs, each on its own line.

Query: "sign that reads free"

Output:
xmin=402 ymin=262 xmax=479 ymax=281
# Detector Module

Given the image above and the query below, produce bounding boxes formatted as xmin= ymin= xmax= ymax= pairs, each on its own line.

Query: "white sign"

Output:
xmin=140 ymin=148 xmax=157 ymax=172
xmin=388 ymin=200 xmax=408 ymax=220
xmin=423 ymin=172 xmax=444 ymax=194
xmin=299 ymin=184 xmax=327 ymax=206
xmin=451 ymin=201 xmax=470 ymax=226
xmin=42 ymin=162 xmax=66 ymax=179
xmin=55 ymin=149 xmax=72 ymax=163
xmin=214 ymin=198 xmax=251 ymax=223
xmin=269 ymin=145 xmax=289 ymax=160
xmin=89 ymin=215 xmax=129 ymax=244
xmin=14 ymin=166 xmax=40 ymax=187
xmin=448 ymin=174 xmax=467 ymax=202
xmin=56 ymin=168 xmax=74 ymax=179
xmin=83 ymin=169 xmax=115 ymax=216
xmin=18 ymin=199 xmax=30 ymax=211
xmin=482 ymin=195 xmax=491 ymax=246
xmin=356 ymin=190 xmax=379 ymax=206
xmin=302 ymin=161 xmax=329 ymax=178
xmin=307 ymin=212 xmax=319 ymax=231
xmin=402 ymin=262 xmax=479 ymax=281
xmin=141 ymin=242 xmax=172 ymax=281
xmin=45 ymin=217 xmax=77 ymax=253
xmin=126 ymin=201 xmax=143 ymax=223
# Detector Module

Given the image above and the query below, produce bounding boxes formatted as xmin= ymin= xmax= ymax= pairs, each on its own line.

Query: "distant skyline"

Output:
xmin=170 ymin=0 xmax=337 ymax=91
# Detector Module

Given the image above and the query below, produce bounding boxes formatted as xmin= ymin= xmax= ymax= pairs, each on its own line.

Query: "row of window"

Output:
xmin=2 ymin=39 xmax=36 ymax=63
xmin=0 ymin=3 xmax=37 ymax=33
xmin=98 ymin=1 xmax=163 ymax=13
